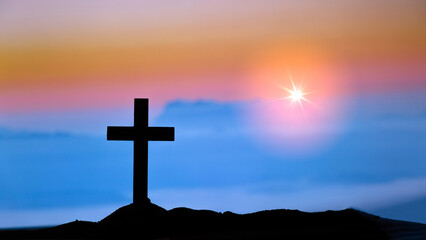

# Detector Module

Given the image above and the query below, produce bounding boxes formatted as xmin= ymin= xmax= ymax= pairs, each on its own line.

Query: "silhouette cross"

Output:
xmin=107 ymin=98 xmax=174 ymax=205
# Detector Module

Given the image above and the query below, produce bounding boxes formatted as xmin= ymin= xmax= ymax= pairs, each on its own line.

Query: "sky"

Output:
xmin=0 ymin=0 xmax=425 ymax=228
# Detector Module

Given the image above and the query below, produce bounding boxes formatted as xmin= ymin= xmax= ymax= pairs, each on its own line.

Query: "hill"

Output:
xmin=1 ymin=202 xmax=426 ymax=239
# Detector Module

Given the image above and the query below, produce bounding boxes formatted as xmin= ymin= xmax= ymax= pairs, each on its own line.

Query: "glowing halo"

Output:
xmin=243 ymin=46 xmax=348 ymax=157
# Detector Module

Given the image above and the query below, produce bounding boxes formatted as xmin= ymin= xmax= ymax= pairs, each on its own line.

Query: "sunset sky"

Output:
xmin=1 ymin=0 xmax=425 ymax=111
xmin=0 ymin=0 xmax=425 ymax=228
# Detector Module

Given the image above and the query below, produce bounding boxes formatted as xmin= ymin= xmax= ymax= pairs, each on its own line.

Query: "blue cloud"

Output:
xmin=0 ymin=93 xmax=425 ymax=226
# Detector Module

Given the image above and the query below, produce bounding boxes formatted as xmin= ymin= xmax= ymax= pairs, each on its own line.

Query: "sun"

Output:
xmin=278 ymin=72 xmax=312 ymax=109
xmin=286 ymin=85 xmax=310 ymax=106
xmin=288 ymin=88 xmax=305 ymax=103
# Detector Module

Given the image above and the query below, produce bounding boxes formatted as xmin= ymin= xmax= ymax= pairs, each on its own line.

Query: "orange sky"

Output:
xmin=0 ymin=0 xmax=425 ymax=112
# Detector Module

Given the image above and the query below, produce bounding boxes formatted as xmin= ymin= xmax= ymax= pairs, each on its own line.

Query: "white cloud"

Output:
xmin=2 ymin=177 xmax=426 ymax=228
xmin=150 ymin=177 xmax=426 ymax=214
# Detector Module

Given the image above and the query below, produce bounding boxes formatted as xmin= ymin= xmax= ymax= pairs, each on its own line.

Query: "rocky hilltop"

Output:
xmin=1 ymin=202 xmax=426 ymax=239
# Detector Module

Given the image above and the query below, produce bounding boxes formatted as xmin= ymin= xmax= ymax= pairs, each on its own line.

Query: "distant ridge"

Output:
xmin=374 ymin=197 xmax=426 ymax=224
xmin=1 ymin=202 xmax=426 ymax=239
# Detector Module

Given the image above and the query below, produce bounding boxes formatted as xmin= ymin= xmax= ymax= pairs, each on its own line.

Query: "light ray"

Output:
xmin=280 ymin=71 xmax=312 ymax=109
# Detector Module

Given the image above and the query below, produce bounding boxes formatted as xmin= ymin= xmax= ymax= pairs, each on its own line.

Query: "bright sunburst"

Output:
xmin=278 ymin=72 xmax=311 ymax=109
xmin=288 ymin=88 xmax=306 ymax=103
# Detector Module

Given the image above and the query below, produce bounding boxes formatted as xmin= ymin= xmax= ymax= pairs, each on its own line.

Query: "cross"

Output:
xmin=107 ymin=98 xmax=174 ymax=205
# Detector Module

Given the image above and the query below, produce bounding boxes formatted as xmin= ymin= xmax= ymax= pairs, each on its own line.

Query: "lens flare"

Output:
xmin=279 ymin=72 xmax=312 ymax=110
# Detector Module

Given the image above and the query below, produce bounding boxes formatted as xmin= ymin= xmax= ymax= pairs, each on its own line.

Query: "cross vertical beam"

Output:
xmin=107 ymin=98 xmax=174 ymax=205
xmin=134 ymin=99 xmax=148 ymax=205
xmin=133 ymin=139 xmax=148 ymax=204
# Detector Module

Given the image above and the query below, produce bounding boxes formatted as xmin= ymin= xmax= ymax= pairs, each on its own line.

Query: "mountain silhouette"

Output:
xmin=1 ymin=202 xmax=426 ymax=239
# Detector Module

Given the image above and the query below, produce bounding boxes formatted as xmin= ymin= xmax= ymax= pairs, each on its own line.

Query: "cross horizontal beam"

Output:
xmin=107 ymin=126 xmax=174 ymax=141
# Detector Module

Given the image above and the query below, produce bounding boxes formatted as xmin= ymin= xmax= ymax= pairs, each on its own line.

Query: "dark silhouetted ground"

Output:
xmin=1 ymin=202 xmax=426 ymax=239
